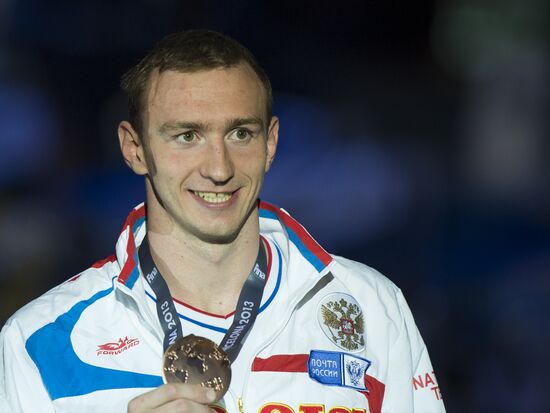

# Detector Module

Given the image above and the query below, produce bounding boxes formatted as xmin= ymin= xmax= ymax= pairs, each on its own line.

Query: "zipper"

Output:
xmin=116 ymin=278 xmax=164 ymax=342
xmin=237 ymin=397 xmax=245 ymax=413
xmin=236 ymin=264 xmax=335 ymax=410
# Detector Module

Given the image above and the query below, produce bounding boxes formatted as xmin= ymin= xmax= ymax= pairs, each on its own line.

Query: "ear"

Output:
xmin=118 ymin=121 xmax=149 ymax=176
xmin=265 ymin=116 xmax=279 ymax=172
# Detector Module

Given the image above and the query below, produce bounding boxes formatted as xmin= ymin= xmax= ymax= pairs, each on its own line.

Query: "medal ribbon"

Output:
xmin=138 ymin=234 xmax=268 ymax=363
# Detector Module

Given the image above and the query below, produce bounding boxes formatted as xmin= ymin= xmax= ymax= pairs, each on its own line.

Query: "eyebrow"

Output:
xmin=226 ymin=116 xmax=264 ymax=131
xmin=158 ymin=121 xmax=205 ymax=135
xmin=157 ymin=117 xmax=265 ymax=135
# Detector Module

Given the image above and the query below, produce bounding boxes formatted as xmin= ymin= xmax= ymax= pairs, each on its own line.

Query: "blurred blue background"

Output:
xmin=1 ymin=1 xmax=549 ymax=411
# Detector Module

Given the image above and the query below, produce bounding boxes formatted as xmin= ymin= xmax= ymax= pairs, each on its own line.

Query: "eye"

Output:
xmin=232 ymin=128 xmax=252 ymax=141
xmin=175 ymin=131 xmax=198 ymax=143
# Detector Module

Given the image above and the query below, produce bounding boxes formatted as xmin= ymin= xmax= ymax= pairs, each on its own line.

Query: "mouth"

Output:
xmin=192 ymin=191 xmax=235 ymax=204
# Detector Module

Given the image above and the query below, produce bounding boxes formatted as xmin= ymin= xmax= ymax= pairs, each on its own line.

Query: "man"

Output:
xmin=0 ymin=30 xmax=445 ymax=413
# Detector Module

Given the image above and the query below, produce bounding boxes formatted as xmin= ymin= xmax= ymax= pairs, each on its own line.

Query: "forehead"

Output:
xmin=144 ymin=64 xmax=266 ymax=127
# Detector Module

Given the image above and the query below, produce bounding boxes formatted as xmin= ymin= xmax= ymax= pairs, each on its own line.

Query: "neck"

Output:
xmin=145 ymin=209 xmax=260 ymax=315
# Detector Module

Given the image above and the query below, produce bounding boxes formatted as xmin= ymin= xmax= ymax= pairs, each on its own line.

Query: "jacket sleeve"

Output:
xmin=383 ymin=289 xmax=446 ymax=413
xmin=1 ymin=320 xmax=55 ymax=413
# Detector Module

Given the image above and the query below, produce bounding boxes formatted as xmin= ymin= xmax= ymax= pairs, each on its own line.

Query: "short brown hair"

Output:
xmin=120 ymin=30 xmax=273 ymax=134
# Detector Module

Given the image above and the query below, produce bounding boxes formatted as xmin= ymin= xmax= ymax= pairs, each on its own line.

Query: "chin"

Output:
xmin=180 ymin=202 xmax=256 ymax=245
xmin=195 ymin=229 xmax=241 ymax=245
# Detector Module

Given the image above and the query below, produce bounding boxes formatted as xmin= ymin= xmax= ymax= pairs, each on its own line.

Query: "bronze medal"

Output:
xmin=141 ymin=236 xmax=266 ymax=403
xmin=162 ymin=335 xmax=231 ymax=402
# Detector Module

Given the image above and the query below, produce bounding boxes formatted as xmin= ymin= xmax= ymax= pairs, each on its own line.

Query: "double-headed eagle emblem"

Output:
xmin=320 ymin=296 xmax=365 ymax=351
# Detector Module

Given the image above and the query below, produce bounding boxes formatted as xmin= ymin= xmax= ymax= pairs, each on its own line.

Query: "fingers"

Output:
xmin=128 ymin=383 xmax=216 ymax=412
xmin=149 ymin=398 xmax=215 ymax=413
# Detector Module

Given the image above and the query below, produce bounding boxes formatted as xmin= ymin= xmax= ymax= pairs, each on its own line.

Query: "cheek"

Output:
xmin=148 ymin=157 xmax=186 ymax=194
xmin=153 ymin=150 xmax=191 ymax=176
xmin=236 ymin=146 xmax=268 ymax=173
xmin=244 ymin=161 xmax=268 ymax=188
xmin=252 ymin=154 xmax=269 ymax=176
xmin=142 ymin=145 xmax=158 ymax=177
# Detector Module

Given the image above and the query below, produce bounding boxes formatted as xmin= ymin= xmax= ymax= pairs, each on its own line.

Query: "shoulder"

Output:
xmin=330 ymin=255 xmax=401 ymax=297
xmin=2 ymin=255 xmax=119 ymax=341
xmin=327 ymin=255 xmax=408 ymax=322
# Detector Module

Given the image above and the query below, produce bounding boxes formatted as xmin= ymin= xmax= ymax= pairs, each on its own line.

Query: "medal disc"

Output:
xmin=162 ymin=335 xmax=231 ymax=401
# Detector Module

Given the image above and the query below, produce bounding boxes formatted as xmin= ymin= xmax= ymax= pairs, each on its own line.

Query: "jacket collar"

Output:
xmin=115 ymin=202 xmax=147 ymax=289
xmin=258 ymin=200 xmax=333 ymax=273
xmin=113 ymin=201 xmax=334 ymax=301
xmin=110 ymin=201 xmax=336 ymax=347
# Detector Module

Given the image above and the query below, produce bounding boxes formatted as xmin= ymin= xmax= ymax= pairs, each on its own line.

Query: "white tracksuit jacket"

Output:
xmin=0 ymin=201 xmax=446 ymax=413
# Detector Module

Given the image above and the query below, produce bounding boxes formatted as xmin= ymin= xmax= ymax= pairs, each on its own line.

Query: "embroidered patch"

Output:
xmin=308 ymin=350 xmax=371 ymax=391
xmin=317 ymin=293 xmax=365 ymax=351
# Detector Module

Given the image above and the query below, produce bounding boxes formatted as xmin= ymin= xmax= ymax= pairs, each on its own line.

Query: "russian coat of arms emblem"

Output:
xmin=317 ymin=293 xmax=365 ymax=351
xmin=346 ymin=360 xmax=363 ymax=386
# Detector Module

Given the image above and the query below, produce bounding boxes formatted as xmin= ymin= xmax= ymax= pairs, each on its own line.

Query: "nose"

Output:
xmin=199 ymin=138 xmax=235 ymax=184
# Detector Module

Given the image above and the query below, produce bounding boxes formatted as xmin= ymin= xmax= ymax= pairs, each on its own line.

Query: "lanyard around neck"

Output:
xmin=138 ymin=234 xmax=268 ymax=363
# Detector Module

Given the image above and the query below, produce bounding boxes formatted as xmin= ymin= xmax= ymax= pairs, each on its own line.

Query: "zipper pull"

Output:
xmin=237 ymin=397 xmax=244 ymax=413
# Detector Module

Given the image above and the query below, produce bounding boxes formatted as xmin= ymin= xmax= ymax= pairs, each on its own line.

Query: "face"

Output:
xmin=119 ymin=64 xmax=278 ymax=244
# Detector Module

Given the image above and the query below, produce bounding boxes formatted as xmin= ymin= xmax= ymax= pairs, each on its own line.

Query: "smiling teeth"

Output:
xmin=194 ymin=191 xmax=232 ymax=203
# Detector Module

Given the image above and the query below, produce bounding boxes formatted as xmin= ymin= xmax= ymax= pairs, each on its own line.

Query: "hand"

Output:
xmin=127 ymin=383 xmax=217 ymax=412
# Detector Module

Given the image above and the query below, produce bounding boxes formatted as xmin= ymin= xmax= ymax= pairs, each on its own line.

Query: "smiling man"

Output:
xmin=0 ymin=30 xmax=446 ymax=413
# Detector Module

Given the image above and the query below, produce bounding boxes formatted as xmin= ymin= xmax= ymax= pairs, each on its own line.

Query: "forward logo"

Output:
xmin=96 ymin=336 xmax=140 ymax=356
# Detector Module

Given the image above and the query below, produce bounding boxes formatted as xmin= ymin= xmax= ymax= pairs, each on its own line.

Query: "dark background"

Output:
xmin=1 ymin=1 xmax=549 ymax=411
